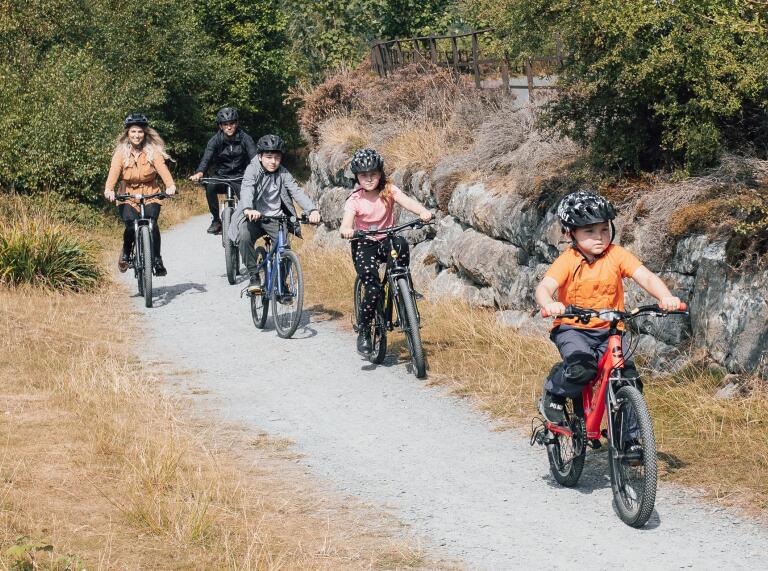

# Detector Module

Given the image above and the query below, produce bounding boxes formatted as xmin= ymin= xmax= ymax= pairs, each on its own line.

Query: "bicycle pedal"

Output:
xmin=588 ymin=439 xmax=602 ymax=450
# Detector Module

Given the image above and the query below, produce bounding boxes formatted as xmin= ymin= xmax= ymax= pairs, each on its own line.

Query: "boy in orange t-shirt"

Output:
xmin=534 ymin=192 xmax=682 ymax=424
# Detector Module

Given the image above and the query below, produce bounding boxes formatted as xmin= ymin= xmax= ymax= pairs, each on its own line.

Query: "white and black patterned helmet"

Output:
xmin=350 ymin=148 xmax=384 ymax=174
xmin=124 ymin=113 xmax=149 ymax=129
xmin=216 ymin=106 xmax=238 ymax=124
xmin=256 ymin=134 xmax=285 ymax=153
xmin=557 ymin=191 xmax=617 ymax=229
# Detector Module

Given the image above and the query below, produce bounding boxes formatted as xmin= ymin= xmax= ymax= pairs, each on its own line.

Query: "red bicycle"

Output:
xmin=531 ymin=303 xmax=688 ymax=527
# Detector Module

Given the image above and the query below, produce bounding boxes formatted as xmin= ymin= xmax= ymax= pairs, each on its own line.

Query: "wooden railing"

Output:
xmin=370 ymin=29 xmax=563 ymax=99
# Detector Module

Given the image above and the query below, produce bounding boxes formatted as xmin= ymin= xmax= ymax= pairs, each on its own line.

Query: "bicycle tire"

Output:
xmin=250 ymin=246 xmax=268 ymax=329
xmin=546 ymin=401 xmax=585 ymax=487
xmin=272 ymin=250 xmax=304 ymax=339
xmin=369 ymin=294 xmax=388 ymax=364
xmin=135 ymin=244 xmax=143 ymax=297
xmin=396 ymin=277 xmax=426 ymax=378
xmin=222 ymin=207 xmax=237 ymax=284
xmin=608 ymin=385 xmax=658 ymax=528
xmin=140 ymin=226 xmax=153 ymax=308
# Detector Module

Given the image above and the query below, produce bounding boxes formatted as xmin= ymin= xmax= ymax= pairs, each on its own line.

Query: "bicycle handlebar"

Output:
xmin=541 ymin=303 xmax=688 ymax=321
xmin=350 ymin=218 xmax=434 ymax=240
xmin=115 ymin=191 xmax=171 ymax=201
xmin=258 ymin=213 xmax=316 ymax=225
xmin=197 ymin=176 xmax=243 ymax=185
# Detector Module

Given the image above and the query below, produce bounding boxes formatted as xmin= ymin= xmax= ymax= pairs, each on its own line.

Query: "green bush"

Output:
xmin=463 ymin=0 xmax=768 ymax=173
xmin=0 ymin=218 xmax=103 ymax=291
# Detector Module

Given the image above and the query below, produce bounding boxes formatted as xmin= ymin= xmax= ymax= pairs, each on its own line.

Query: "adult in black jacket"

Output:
xmin=190 ymin=107 xmax=258 ymax=234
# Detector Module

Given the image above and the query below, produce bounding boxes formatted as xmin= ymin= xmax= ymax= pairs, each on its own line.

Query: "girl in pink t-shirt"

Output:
xmin=339 ymin=148 xmax=433 ymax=354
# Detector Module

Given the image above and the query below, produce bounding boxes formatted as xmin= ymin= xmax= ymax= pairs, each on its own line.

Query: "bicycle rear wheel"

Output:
xmin=272 ymin=250 xmax=304 ymax=339
xmin=250 ymin=246 xmax=268 ymax=329
xmin=395 ymin=277 xmax=426 ymax=378
xmin=140 ymin=226 xmax=153 ymax=308
xmin=608 ymin=385 xmax=658 ymax=528
xmin=222 ymin=207 xmax=238 ymax=285
xmin=546 ymin=400 xmax=585 ymax=487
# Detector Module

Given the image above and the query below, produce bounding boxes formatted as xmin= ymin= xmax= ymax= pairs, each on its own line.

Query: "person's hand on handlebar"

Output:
xmin=541 ymin=302 xmax=566 ymax=317
xmin=419 ymin=210 xmax=434 ymax=223
xmin=340 ymin=225 xmax=355 ymax=239
xmin=308 ymin=210 xmax=321 ymax=224
xmin=658 ymin=296 xmax=682 ymax=311
xmin=189 ymin=172 xmax=203 ymax=182
xmin=245 ymin=209 xmax=261 ymax=221
xmin=104 ymin=189 xmax=115 ymax=202
xmin=165 ymin=186 xmax=177 ymax=196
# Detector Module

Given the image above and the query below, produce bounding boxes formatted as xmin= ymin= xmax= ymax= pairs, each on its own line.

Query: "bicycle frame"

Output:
xmin=257 ymin=217 xmax=292 ymax=297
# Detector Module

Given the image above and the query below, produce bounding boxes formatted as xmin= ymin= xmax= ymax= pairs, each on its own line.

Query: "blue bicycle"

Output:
xmin=244 ymin=213 xmax=308 ymax=339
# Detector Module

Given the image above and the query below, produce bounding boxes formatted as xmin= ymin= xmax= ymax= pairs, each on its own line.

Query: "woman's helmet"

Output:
xmin=216 ymin=107 xmax=238 ymax=124
xmin=557 ymin=191 xmax=616 ymax=229
xmin=124 ymin=113 xmax=149 ymax=129
xmin=350 ymin=148 xmax=384 ymax=174
xmin=256 ymin=134 xmax=285 ymax=153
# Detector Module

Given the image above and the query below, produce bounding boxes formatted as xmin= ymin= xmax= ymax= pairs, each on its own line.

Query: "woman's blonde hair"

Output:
xmin=114 ymin=126 xmax=171 ymax=166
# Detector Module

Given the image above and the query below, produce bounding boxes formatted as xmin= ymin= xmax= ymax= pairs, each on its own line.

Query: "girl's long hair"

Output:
xmin=113 ymin=126 xmax=171 ymax=166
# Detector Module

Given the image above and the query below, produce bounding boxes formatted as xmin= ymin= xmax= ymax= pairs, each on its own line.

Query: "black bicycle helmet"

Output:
xmin=216 ymin=106 xmax=238 ymax=124
xmin=557 ymin=191 xmax=617 ymax=229
xmin=124 ymin=113 xmax=149 ymax=129
xmin=256 ymin=134 xmax=285 ymax=153
xmin=350 ymin=148 xmax=384 ymax=174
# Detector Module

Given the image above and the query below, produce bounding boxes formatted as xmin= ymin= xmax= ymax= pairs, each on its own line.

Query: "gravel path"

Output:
xmin=122 ymin=215 xmax=768 ymax=570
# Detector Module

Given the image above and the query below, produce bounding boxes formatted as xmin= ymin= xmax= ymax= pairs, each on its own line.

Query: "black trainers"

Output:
xmin=539 ymin=392 xmax=566 ymax=425
xmin=207 ymin=219 xmax=222 ymax=234
xmin=247 ymin=274 xmax=262 ymax=295
xmin=154 ymin=257 xmax=167 ymax=277
xmin=357 ymin=327 xmax=372 ymax=354
xmin=118 ymin=252 xmax=129 ymax=273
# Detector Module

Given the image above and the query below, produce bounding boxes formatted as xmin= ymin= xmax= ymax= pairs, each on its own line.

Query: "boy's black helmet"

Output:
xmin=256 ymin=134 xmax=285 ymax=153
xmin=216 ymin=106 xmax=238 ymax=124
xmin=557 ymin=191 xmax=617 ymax=229
xmin=350 ymin=148 xmax=384 ymax=174
xmin=124 ymin=113 xmax=149 ymax=128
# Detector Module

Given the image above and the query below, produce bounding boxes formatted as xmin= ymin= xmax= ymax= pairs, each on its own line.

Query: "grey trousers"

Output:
xmin=544 ymin=326 xmax=638 ymax=398
xmin=238 ymin=219 xmax=281 ymax=277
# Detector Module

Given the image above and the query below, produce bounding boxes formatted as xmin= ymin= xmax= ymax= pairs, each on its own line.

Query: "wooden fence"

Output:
xmin=370 ymin=29 xmax=563 ymax=99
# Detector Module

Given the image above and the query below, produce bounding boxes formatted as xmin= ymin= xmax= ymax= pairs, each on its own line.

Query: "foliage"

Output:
xmin=462 ymin=0 xmax=768 ymax=173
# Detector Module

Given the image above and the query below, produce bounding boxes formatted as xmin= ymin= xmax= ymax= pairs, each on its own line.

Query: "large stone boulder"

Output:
xmin=427 ymin=268 xmax=495 ymax=308
xmin=316 ymin=186 xmax=349 ymax=229
xmin=430 ymin=215 xmax=465 ymax=268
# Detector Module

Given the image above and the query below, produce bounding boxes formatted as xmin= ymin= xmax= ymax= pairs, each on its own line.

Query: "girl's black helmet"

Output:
xmin=256 ymin=134 xmax=285 ymax=153
xmin=124 ymin=113 xmax=149 ymax=128
xmin=216 ymin=106 xmax=238 ymax=124
xmin=350 ymin=148 xmax=384 ymax=174
xmin=557 ymin=191 xmax=617 ymax=229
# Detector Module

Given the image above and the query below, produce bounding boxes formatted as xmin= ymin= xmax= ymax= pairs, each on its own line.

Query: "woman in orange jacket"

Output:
xmin=104 ymin=113 xmax=176 ymax=275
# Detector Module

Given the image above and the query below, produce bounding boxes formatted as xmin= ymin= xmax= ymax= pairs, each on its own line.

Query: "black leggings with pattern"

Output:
xmin=352 ymin=236 xmax=410 ymax=328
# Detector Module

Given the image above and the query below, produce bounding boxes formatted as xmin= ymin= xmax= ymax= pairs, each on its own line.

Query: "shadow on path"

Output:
xmin=151 ymin=282 xmax=208 ymax=307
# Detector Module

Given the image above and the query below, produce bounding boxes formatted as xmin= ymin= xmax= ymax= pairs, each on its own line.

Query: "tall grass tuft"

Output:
xmin=0 ymin=216 xmax=102 ymax=291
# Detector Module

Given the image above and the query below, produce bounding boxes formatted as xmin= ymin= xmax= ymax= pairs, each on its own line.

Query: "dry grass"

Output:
xmin=296 ymin=228 xmax=768 ymax=514
xmin=381 ymin=123 xmax=450 ymax=173
xmin=0 ymin=284 xmax=432 ymax=570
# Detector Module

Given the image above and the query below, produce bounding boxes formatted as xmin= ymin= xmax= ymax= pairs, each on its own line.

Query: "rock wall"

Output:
xmin=306 ymin=151 xmax=768 ymax=378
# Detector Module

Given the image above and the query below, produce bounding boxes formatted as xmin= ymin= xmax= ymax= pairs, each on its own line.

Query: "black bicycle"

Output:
xmin=244 ymin=213 xmax=312 ymax=339
xmin=351 ymin=219 xmax=432 ymax=379
xmin=198 ymin=176 xmax=243 ymax=284
xmin=115 ymin=191 xmax=169 ymax=308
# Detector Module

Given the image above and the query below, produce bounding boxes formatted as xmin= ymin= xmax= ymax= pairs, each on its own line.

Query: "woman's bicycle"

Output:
xmin=198 ymin=176 xmax=242 ymax=284
xmin=242 ymin=214 xmax=310 ymax=339
xmin=531 ymin=303 xmax=688 ymax=528
xmin=350 ymin=219 xmax=432 ymax=379
xmin=115 ymin=191 xmax=170 ymax=308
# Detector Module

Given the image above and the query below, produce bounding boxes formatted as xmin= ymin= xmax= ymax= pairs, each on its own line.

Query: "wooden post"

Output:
xmin=555 ymin=34 xmax=564 ymax=67
xmin=429 ymin=37 xmax=437 ymax=64
xmin=471 ymin=32 xmax=481 ymax=88
xmin=395 ymin=39 xmax=403 ymax=66
xmin=451 ymin=36 xmax=459 ymax=73
xmin=412 ymin=39 xmax=423 ymax=63
xmin=526 ymin=57 xmax=535 ymax=102
xmin=501 ymin=51 xmax=510 ymax=94
xmin=379 ymin=44 xmax=389 ymax=77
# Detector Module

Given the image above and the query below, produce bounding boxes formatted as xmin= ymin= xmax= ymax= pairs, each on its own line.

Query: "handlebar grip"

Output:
xmin=541 ymin=308 xmax=551 ymax=318
xmin=679 ymin=302 xmax=687 ymax=312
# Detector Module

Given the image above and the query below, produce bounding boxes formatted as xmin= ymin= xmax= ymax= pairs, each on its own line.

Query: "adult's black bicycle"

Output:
xmin=198 ymin=176 xmax=242 ymax=284
xmin=350 ymin=219 xmax=432 ymax=379
xmin=115 ymin=191 xmax=169 ymax=308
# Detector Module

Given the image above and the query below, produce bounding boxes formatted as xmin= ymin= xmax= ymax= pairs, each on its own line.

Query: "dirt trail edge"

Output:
xmin=123 ymin=215 xmax=768 ymax=570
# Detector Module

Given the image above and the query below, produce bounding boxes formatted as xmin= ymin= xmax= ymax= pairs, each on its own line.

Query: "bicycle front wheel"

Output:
xmin=250 ymin=246 xmax=268 ymax=329
xmin=140 ymin=226 xmax=153 ymax=308
xmin=395 ymin=277 xmax=426 ymax=378
xmin=222 ymin=207 xmax=238 ymax=285
xmin=352 ymin=276 xmax=363 ymax=332
xmin=546 ymin=400 xmax=585 ymax=487
xmin=608 ymin=385 xmax=658 ymax=528
xmin=272 ymin=250 xmax=304 ymax=339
